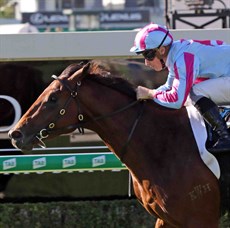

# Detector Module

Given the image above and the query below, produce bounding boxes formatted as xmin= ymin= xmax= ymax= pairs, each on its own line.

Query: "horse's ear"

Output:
xmin=79 ymin=60 xmax=89 ymax=66
xmin=82 ymin=62 xmax=91 ymax=75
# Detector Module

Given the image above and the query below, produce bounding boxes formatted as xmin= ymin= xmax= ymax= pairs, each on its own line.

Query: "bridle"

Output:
xmin=36 ymin=74 xmax=85 ymax=147
xmin=36 ymin=73 xmax=145 ymax=161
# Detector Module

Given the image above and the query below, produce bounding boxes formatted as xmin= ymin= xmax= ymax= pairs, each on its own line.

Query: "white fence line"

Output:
xmin=0 ymin=28 xmax=229 ymax=61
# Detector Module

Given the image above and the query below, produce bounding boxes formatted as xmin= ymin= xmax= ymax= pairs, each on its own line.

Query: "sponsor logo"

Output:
xmin=100 ymin=10 xmax=150 ymax=24
xmin=100 ymin=12 xmax=142 ymax=22
xmin=92 ymin=155 xmax=106 ymax=167
xmin=33 ymin=157 xmax=46 ymax=169
xmin=30 ymin=13 xmax=68 ymax=25
xmin=63 ymin=156 xmax=76 ymax=168
xmin=3 ymin=158 xmax=16 ymax=170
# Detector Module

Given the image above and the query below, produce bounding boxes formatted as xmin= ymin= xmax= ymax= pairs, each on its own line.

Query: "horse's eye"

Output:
xmin=49 ymin=95 xmax=57 ymax=103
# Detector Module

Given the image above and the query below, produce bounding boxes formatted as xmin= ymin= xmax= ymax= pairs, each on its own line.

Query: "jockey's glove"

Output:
xmin=136 ymin=86 xmax=156 ymax=100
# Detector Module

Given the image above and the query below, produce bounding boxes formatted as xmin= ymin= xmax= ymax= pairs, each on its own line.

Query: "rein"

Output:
xmin=36 ymin=74 xmax=144 ymax=160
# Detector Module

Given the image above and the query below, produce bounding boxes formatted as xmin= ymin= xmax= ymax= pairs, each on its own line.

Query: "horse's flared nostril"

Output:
xmin=9 ymin=130 xmax=23 ymax=140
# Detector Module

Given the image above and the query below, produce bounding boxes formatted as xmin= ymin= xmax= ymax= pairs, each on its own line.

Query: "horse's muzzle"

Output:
xmin=8 ymin=129 xmax=33 ymax=151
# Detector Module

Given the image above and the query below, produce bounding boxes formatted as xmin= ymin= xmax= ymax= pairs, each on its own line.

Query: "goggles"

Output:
xmin=138 ymin=49 xmax=157 ymax=61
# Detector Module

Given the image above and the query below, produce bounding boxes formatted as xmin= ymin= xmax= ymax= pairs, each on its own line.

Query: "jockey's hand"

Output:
xmin=136 ymin=86 xmax=156 ymax=100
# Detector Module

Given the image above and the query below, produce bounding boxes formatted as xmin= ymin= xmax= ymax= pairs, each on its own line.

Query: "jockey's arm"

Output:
xmin=136 ymin=68 xmax=195 ymax=109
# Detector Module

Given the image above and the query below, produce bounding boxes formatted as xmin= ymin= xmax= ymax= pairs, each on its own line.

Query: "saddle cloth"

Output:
xmin=186 ymin=105 xmax=220 ymax=179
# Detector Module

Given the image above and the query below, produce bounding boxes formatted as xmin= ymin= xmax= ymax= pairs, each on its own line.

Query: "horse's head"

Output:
xmin=9 ymin=60 xmax=137 ymax=152
xmin=8 ymin=62 xmax=92 ymax=151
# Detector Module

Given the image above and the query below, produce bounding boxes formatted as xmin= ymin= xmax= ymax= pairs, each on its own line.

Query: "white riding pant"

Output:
xmin=190 ymin=77 xmax=230 ymax=105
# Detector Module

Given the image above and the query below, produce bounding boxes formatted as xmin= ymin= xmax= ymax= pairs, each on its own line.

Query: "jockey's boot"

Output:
xmin=195 ymin=97 xmax=230 ymax=154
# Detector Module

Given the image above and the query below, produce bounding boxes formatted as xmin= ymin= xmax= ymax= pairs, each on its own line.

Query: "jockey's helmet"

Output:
xmin=130 ymin=23 xmax=173 ymax=53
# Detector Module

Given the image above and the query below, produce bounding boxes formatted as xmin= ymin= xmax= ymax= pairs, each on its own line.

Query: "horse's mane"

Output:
xmin=62 ymin=61 xmax=137 ymax=99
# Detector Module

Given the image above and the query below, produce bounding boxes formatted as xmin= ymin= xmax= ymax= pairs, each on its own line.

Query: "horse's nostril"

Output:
xmin=10 ymin=130 xmax=23 ymax=139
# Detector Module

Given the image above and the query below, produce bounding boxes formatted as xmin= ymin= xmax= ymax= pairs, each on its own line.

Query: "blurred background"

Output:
xmin=0 ymin=0 xmax=228 ymax=33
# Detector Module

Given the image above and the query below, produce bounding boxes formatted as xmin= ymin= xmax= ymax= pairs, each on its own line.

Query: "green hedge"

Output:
xmin=0 ymin=200 xmax=229 ymax=228
xmin=0 ymin=200 xmax=156 ymax=228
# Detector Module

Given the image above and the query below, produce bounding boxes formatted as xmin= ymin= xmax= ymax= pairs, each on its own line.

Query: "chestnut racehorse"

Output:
xmin=9 ymin=60 xmax=220 ymax=227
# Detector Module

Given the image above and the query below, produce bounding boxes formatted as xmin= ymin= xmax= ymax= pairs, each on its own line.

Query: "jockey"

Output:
xmin=130 ymin=23 xmax=230 ymax=155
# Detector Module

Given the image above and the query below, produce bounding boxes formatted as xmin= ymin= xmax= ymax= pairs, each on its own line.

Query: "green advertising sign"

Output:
xmin=0 ymin=152 xmax=126 ymax=174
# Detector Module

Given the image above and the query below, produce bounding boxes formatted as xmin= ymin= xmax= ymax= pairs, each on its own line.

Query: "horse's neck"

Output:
xmin=81 ymin=80 xmax=198 ymax=177
xmin=86 ymin=99 xmax=141 ymax=160
xmin=88 ymin=102 xmax=197 ymax=178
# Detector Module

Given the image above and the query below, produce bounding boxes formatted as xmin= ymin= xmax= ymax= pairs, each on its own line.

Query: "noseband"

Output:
xmin=36 ymin=74 xmax=144 ymax=160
